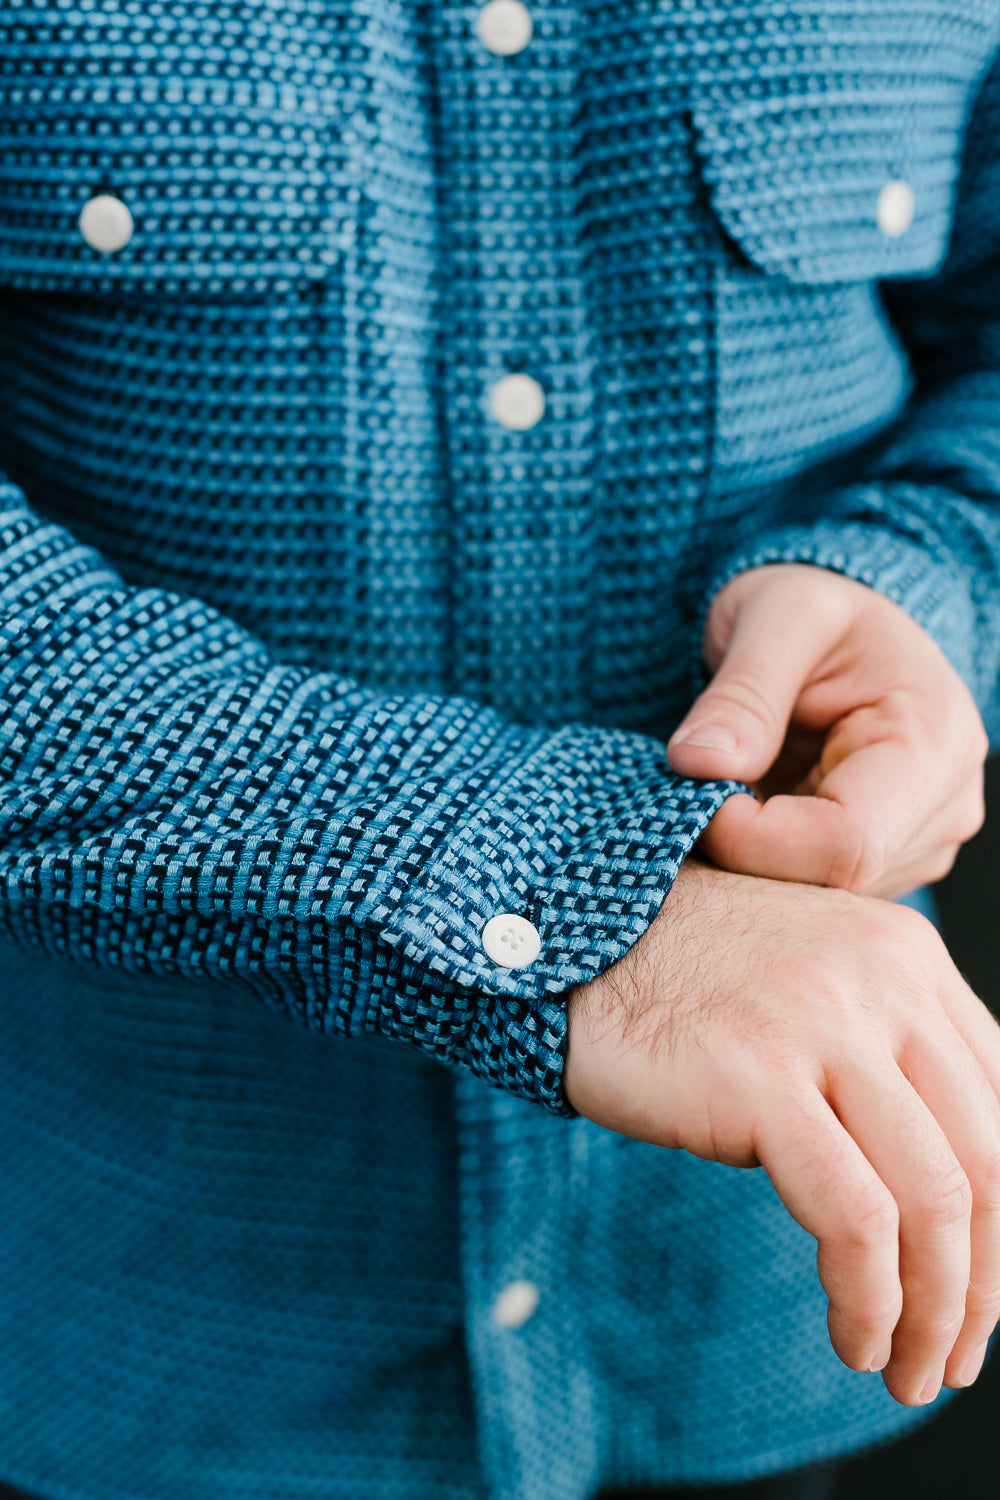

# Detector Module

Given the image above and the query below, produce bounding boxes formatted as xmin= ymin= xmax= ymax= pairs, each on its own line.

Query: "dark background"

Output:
xmin=837 ymin=754 xmax=1000 ymax=1499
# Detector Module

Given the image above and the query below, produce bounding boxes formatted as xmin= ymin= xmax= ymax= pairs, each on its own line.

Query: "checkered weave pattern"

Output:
xmin=0 ymin=0 xmax=747 ymax=1114
xmin=3 ymin=5 xmax=1000 ymax=1500
xmin=0 ymin=518 xmax=732 ymax=1106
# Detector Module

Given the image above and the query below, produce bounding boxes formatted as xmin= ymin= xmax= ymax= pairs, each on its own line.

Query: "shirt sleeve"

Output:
xmin=0 ymin=478 xmax=740 ymax=1113
xmin=705 ymin=46 xmax=1000 ymax=741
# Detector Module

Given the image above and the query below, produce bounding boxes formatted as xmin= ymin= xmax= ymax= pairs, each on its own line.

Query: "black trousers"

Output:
xmin=0 ymin=1464 xmax=838 ymax=1500
xmin=599 ymin=1460 xmax=839 ymax=1500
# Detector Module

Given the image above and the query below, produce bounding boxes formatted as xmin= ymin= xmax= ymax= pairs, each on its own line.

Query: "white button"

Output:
xmin=492 ymin=1280 xmax=540 ymax=1329
xmin=488 ymin=373 xmax=545 ymax=431
xmin=481 ymin=913 xmax=541 ymax=968
xmin=876 ymin=179 xmax=915 ymax=238
xmin=476 ymin=0 xmax=533 ymax=57
xmin=79 ymin=193 xmax=134 ymax=254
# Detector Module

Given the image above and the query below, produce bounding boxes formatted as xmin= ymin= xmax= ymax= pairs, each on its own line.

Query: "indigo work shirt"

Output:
xmin=2 ymin=4 xmax=1000 ymax=1499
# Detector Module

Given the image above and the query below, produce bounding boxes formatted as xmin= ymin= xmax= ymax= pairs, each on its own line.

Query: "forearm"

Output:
xmin=0 ymin=476 xmax=742 ymax=1107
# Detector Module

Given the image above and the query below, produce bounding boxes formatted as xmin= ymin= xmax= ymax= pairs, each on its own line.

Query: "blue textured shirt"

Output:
xmin=2 ymin=4 xmax=1000 ymax=1498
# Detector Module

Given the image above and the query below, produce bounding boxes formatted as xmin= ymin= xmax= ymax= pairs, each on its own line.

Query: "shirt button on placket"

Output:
xmin=492 ymin=1279 xmax=540 ymax=1329
xmin=488 ymin=372 xmax=546 ymax=432
xmin=476 ymin=0 xmax=533 ymax=58
xmin=78 ymin=193 xmax=135 ymax=253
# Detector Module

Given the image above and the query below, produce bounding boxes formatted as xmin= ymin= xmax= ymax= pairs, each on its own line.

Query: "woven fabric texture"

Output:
xmin=2 ymin=4 xmax=1000 ymax=1500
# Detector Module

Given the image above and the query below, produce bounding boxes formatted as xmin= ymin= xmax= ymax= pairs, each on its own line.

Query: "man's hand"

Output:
xmin=666 ymin=564 xmax=988 ymax=898
xmin=564 ymin=860 xmax=1000 ymax=1406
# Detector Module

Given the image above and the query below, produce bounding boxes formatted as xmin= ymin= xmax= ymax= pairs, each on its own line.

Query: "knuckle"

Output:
xmin=824 ymin=817 xmax=885 ymax=893
xmin=965 ymin=805 xmax=986 ymax=843
xmin=963 ymin=1282 xmax=1000 ymax=1323
xmin=948 ymin=696 xmax=988 ymax=765
xmin=954 ymin=789 xmax=987 ymax=843
xmin=979 ymin=1148 xmax=1000 ymax=1198
xmin=919 ymin=1165 xmax=973 ymax=1230
xmin=916 ymin=1309 xmax=968 ymax=1351
xmin=924 ymin=846 xmax=960 ymax=884
xmin=844 ymin=1182 xmax=900 ymax=1248
xmin=847 ymin=902 xmax=922 ymax=972
xmin=844 ymin=1289 xmax=905 ymax=1338
xmin=870 ymin=899 xmax=940 ymax=962
xmin=697 ymin=802 xmax=746 ymax=868
xmin=709 ymin=670 xmax=783 ymax=736
xmin=970 ymin=718 xmax=991 ymax=767
xmin=969 ymin=1150 xmax=1000 ymax=1217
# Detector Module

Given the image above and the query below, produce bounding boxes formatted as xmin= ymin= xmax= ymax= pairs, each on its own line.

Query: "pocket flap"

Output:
xmin=690 ymin=14 xmax=1000 ymax=285
xmin=0 ymin=83 xmax=345 ymax=292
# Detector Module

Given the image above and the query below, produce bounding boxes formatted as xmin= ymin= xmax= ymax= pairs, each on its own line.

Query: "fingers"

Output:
xmin=898 ymin=1031 xmax=1000 ymax=1392
xmin=935 ymin=972 xmax=1000 ymax=1385
xmin=831 ymin=1056 xmax=988 ymax=1405
xmin=829 ymin=936 xmax=1000 ymax=1404
xmin=671 ymin=564 xmax=988 ymax=896
xmin=667 ymin=585 xmax=839 ymax=784
xmin=752 ymin=1091 xmax=902 ymax=1378
xmin=863 ymin=843 xmax=962 ymax=902
xmin=756 ymin=991 xmax=1000 ymax=1406
xmin=939 ymin=964 xmax=1000 ymax=1110
xmin=698 ymin=731 xmax=978 ymax=895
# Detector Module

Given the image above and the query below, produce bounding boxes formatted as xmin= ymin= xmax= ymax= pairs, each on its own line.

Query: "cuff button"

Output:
xmin=482 ymin=913 xmax=541 ymax=968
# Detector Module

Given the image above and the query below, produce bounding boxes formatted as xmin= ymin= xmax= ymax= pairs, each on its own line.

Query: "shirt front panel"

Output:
xmin=1 ymin=6 xmax=999 ymax=1500
xmin=0 ymin=0 xmax=720 ymax=740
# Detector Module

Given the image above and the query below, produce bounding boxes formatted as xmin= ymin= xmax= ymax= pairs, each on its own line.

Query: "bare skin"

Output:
xmin=667 ymin=564 xmax=988 ymax=898
xmin=565 ymin=860 xmax=1000 ymax=1408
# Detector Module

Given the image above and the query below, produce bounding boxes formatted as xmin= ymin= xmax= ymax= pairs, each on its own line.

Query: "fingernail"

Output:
xmin=953 ymin=1340 xmax=990 ymax=1389
xmin=867 ymin=1339 xmax=893 ymax=1372
xmin=669 ymin=723 xmax=740 ymax=753
xmin=918 ymin=1367 xmax=945 ymax=1405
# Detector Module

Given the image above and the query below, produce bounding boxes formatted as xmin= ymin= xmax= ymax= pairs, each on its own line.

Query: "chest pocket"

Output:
xmin=0 ymin=87 xmax=346 ymax=295
xmin=0 ymin=7 xmax=444 ymax=676
xmin=684 ymin=1 xmax=1000 ymax=495
xmin=0 ymin=0 xmax=440 ymax=295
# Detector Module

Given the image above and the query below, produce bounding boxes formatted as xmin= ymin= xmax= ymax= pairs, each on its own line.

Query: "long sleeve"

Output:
xmin=706 ymin=47 xmax=1000 ymax=738
xmin=0 ymin=478 xmax=737 ymax=1112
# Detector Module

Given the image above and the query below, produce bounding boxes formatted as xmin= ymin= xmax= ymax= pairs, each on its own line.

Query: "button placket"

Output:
xmin=488 ymin=371 xmax=546 ymax=430
xmin=476 ymin=0 xmax=533 ymax=58
xmin=432 ymin=5 xmax=594 ymax=726
xmin=492 ymin=1279 xmax=540 ymax=1328
xmin=78 ymin=193 xmax=134 ymax=253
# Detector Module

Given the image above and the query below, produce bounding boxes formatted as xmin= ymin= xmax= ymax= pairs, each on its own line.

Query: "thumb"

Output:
xmin=667 ymin=588 xmax=839 ymax=782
